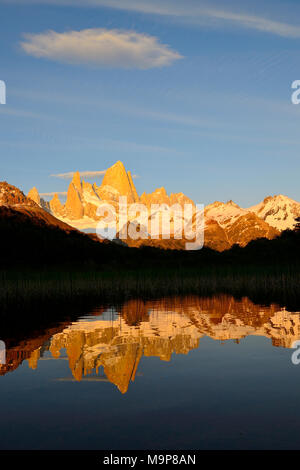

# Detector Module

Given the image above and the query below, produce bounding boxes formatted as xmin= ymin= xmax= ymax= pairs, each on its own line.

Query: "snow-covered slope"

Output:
xmin=204 ymin=200 xmax=279 ymax=247
xmin=248 ymin=195 xmax=300 ymax=231
xmin=205 ymin=200 xmax=247 ymax=228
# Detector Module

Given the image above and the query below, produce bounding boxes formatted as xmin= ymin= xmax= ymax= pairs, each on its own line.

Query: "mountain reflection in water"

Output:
xmin=1 ymin=295 xmax=300 ymax=394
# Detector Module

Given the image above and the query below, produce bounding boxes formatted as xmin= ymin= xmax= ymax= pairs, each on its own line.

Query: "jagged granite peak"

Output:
xmin=71 ymin=171 xmax=82 ymax=194
xmin=141 ymin=187 xmax=170 ymax=207
xmin=81 ymin=179 xmax=101 ymax=203
xmin=27 ymin=187 xmax=41 ymax=205
xmin=27 ymin=187 xmax=51 ymax=212
xmin=82 ymin=179 xmax=94 ymax=193
xmin=65 ymin=182 xmax=84 ymax=220
xmin=49 ymin=193 xmax=64 ymax=215
xmin=100 ymin=161 xmax=139 ymax=203
xmin=82 ymin=180 xmax=102 ymax=221
xmin=155 ymin=187 xmax=167 ymax=195
xmin=141 ymin=188 xmax=195 ymax=211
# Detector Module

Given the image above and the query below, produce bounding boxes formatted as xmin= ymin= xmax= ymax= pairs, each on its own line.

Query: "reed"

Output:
xmin=0 ymin=265 xmax=299 ymax=315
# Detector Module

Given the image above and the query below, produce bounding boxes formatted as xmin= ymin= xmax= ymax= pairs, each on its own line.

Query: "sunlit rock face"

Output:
xmin=141 ymin=187 xmax=170 ymax=207
xmin=2 ymin=296 xmax=299 ymax=393
xmin=127 ymin=170 xmax=139 ymax=203
xmin=248 ymin=195 xmax=300 ymax=231
xmin=47 ymin=162 xmax=141 ymax=231
xmin=27 ymin=186 xmax=50 ymax=212
xmin=27 ymin=187 xmax=40 ymax=206
xmin=71 ymin=171 xmax=82 ymax=194
xmin=141 ymin=188 xmax=195 ymax=210
xmin=49 ymin=193 xmax=64 ymax=216
xmin=65 ymin=173 xmax=84 ymax=220
xmin=99 ymin=161 xmax=139 ymax=204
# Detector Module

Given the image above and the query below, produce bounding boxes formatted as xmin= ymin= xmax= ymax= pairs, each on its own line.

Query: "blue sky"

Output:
xmin=1 ymin=0 xmax=300 ymax=206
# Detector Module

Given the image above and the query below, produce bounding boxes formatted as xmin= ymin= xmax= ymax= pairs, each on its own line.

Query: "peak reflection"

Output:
xmin=1 ymin=296 xmax=299 ymax=394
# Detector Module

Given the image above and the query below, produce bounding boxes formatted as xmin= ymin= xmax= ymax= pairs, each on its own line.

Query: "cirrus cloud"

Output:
xmin=51 ymin=170 xmax=139 ymax=179
xmin=51 ymin=170 xmax=106 ymax=179
xmin=6 ymin=1 xmax=300 ymax=39
xmin=20 ymin=28 xmax=183 ymax=69
xmin=40 ymin=191 xmax=68 ymax=197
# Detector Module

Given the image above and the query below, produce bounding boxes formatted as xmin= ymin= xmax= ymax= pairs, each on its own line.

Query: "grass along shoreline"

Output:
xmin=1 ymin=265 xmax=299 ymax=315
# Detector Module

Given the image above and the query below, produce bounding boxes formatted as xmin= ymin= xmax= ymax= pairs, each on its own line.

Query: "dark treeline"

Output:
xmin=0 ymin=206 xmax=300 ymax=271
xmin=0 ymin=207 xmax=299 ymax=316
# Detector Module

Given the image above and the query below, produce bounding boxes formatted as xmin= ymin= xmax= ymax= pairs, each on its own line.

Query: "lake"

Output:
xmin=1 ymin=294 xmax=300 ymax=450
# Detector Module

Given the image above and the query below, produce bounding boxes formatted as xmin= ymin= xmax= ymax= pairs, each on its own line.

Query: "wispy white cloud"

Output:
xmin=51 ymin=170 xmax=106 ymax=179
xmin=20 ymin=28 xmax=182 ymax=69
xmin=202 ymin=7 xmax=300 ymax=38
xmin=91 ymin=1 xmax=300 ymax=38
xmin=51 ymin=170 xmax=138 ymax=179
xmin=0 ymin=106 xmax=48 ymax=119
xmin=40 ymin=191 xmax=67 ymax=197
xmin=7 ymin=0 xmax=300 ymax=39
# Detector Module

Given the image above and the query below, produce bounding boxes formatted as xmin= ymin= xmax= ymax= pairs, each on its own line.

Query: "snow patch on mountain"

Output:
xmin=204 ymin=200 xmax=247 ymax=228
xmin=248 ymin=194 xmax=300 ymax=231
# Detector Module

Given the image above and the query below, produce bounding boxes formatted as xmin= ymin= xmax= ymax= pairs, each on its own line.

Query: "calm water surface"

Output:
xmin=1 ymin=295 xmax=300 ymax=450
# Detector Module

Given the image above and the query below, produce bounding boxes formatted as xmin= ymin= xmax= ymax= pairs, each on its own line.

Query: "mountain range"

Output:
xmin=25 ymin=160 xmax=300 ymax=251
